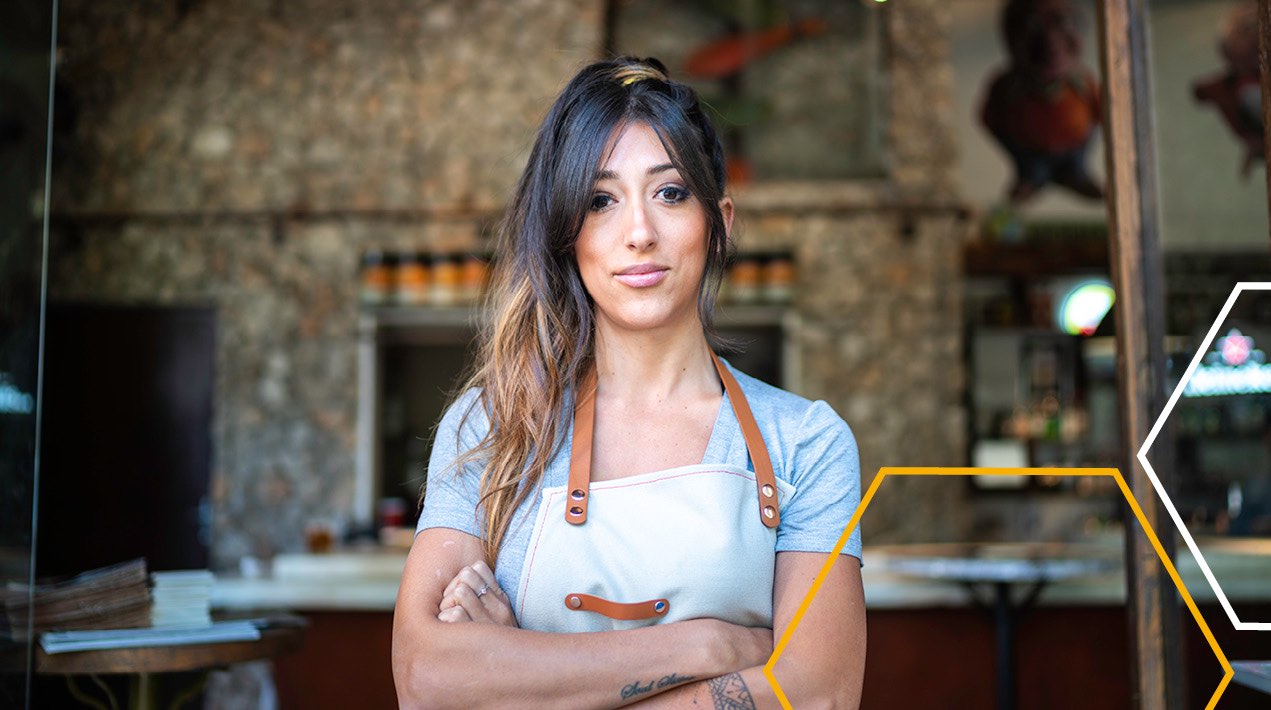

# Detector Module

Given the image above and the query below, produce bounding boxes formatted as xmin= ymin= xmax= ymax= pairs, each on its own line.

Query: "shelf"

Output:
xmin=361 ymin=305 xmax=483 ymax=330
xmin=715 ymin=304 xmax=793 ymax=328
xmin=360 ymin=304 xmax=793 ymax=332
xmin=963 ymin=239 xmax=1108 ymax=278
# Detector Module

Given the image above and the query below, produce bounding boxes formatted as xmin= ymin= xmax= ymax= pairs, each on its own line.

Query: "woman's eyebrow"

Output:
xmin=594 ymin=163 xmax=678 ymax=181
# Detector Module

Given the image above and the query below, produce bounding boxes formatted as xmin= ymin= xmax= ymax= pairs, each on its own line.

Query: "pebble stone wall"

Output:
xmin=49 ymin=0 xmax=967 ymax=573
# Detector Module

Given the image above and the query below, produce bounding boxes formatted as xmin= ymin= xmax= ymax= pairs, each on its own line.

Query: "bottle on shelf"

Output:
xmin=395 ymin=252 xmax=430 ymax=306
xmin=429 ymin=253 xmax=461 ymax=306
xmin=762 ymin=253 xmax=795 ymax=304
xmin=360 ymin=250 xmax=394 ymax=305
xmin=459 ymin=253 xmax=490 ymax=304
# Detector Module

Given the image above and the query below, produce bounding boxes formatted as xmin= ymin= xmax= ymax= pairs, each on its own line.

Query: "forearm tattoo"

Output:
xmin=619 ymin=672 xmax=697 ymax=701
xmin=707 ymin=672 xmax=756 ymax=710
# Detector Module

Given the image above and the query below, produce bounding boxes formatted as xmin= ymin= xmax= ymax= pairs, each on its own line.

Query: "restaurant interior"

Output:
xmin=4 ymin=0 xmax=1271 ymax=707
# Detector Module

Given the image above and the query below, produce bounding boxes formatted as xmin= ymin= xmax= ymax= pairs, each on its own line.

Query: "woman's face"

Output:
xmin=574 ymin=122 xmax=730 ymax=337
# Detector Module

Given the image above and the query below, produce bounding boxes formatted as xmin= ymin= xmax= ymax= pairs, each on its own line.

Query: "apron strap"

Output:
xmin=565 ymin=353 xmax=781 ymax=529
xmin=564 ymin=593 xmax=670 ymax=620
xmin=565 ymin=367 xmax=597 ymax=525
xmin=711 ymin=355 xmax=781 ymax=530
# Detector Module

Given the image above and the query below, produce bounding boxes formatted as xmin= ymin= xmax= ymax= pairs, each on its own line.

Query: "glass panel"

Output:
xmin=1147 ymin=0 xmax=1271 ymax=631
xmin=0 ymin=0 xmax=56 ymax=706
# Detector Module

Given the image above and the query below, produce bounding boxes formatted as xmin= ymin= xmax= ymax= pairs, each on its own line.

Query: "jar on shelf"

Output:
xmin=430 ymin=253 xmax=461 ymax=306
xmin=360 ymin=250 xmax=394 ymax=305
xmin=459 ymin=253 xmax=490 ymax=304
xmin=727 ymin=255 xmax=762 ymax=304
xmin=394 ymin=252 xmax=430 ymax=306
xmin=762 ymin=253 xmax=795 ymax=304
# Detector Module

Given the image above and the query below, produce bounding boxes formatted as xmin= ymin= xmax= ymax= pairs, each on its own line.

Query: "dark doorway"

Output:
xmin=36 ymin=303 xmax=214 ymax=578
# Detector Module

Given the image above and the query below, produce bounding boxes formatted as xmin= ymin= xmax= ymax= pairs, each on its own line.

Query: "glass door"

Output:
xmin=0 ymin=0 xmax=57 ymax=706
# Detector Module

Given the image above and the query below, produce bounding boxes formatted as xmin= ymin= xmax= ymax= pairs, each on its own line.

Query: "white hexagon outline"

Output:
xmin=1139 ymin=281 xmax=1271 ymax=631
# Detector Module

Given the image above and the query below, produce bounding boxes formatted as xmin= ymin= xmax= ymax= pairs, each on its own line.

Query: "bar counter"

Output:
xmin=211 ymin=534 xmax=1271 ymax=611
xmin=210 ymin=535 xmax=1271 ymax=709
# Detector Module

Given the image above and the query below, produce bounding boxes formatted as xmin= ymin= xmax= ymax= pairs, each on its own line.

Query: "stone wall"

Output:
xmin=50 ymin=0 xmax=602 ymax=567
xmin=49 ymin=0 xmax=967 ymax=567
xmin=54 ymin=0 xmax=601 ymax=213
xmin=732 ymin=203 xmax=968 ymax=543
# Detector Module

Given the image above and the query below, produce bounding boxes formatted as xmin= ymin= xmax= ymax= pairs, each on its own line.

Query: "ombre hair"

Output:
xmin=452 ymin=56 xmax=731 ymax=566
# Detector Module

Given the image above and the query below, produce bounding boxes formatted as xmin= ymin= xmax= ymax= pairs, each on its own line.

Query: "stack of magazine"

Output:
xmin=150 ymin=569 xmax=215 ymax=628
xmin=2 ymin=558 xmax=151 ymax=642
xmin=3 ymin=559 xmax=281 ymax=655
xmin=40 ymin=620 xmax=261 ymax=654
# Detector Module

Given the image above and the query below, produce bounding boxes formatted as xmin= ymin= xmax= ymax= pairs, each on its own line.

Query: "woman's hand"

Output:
xmin=709 ymin=621 xmax=772 ymax=672
xmin=437 ymin=560 xmax=518 ymax=627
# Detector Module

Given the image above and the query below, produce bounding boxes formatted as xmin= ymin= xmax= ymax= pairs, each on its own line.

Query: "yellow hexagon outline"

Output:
xmin=763 ymin=467 xmax=1233 ymax=710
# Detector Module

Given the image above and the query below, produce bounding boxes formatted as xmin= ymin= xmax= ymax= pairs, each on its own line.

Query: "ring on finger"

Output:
xmin=476 ymin=583 xmax=490 ymax=598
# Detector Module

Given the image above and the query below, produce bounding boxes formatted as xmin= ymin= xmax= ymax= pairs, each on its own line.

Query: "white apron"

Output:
xmin=515 ymin=355 xmax=795 ymax=632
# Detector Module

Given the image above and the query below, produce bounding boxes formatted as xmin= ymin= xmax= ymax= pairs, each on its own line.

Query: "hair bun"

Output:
xmin=610 ymin=56 xmax=670 ymax=86
xmin=639 ymin=57 xmax=669 ymax=76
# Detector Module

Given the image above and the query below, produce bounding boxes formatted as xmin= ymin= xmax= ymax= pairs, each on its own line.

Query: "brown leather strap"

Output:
xmin=711 ymin=354 xmax=781 ymax=529
xmin=564 ymin=353 xmax=779 ymax=528
xmin=565 ymin=368 xmax=597 ymax=525
xmin=564 ymin=593 xmax=670 ymax=620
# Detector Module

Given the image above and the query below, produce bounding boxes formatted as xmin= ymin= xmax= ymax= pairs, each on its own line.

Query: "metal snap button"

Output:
xmin=569 ymin=506 xmax=583 ymax=516
xmin=763 ymin=505 xmax=775 ymax=519
xmin=761 ymin=484 xmax=774 ymax=498
xmin=570 ymin=489 xmax=585 ymax=500
xmin=653 ymin=600 xmax=667 ymax=614
xmin=567 ymin=595 xmax=582 ymax=609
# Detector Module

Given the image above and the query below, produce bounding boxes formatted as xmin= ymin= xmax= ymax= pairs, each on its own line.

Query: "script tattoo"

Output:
xmin=707 ymin=673 xmax=756 ymax=710
xmin=619 ymin=673 xmax=697 ymax=700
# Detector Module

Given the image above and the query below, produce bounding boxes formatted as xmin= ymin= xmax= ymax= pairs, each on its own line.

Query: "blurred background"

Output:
xmin=3 ymin=0 xmax=1271 ymax=707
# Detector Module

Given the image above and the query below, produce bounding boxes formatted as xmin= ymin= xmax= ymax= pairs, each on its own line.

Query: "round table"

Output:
xmin=1232 ymin=660 xmax=1271 ymax=695
xmin=13 ymin=625 xmax=306 ymax=710
xmin=872 ymin=543 xmax=1118 ymax=710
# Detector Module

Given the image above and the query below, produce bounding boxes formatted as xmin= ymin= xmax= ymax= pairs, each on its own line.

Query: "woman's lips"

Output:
xmin=614 ymin=265 xmax=669 ymax=288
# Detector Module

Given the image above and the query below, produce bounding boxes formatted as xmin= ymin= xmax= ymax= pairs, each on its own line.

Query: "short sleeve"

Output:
xmin=775 ymin=400 xmax=863 ymax=560
xmin=416 ymin=389 xmax=489 ymax=538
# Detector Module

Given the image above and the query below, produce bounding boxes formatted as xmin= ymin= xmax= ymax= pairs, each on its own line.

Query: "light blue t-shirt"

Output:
xmin=416 ymin=359 xmax=863 ymax=612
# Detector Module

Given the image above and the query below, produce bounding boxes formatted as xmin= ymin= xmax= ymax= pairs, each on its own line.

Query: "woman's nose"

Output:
xmin=624 ymin=199 xmax=656 ymax=251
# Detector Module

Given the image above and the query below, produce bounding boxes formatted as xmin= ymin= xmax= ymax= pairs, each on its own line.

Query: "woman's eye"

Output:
xmin=657 ymin=185 xmax=691 ymax=203
xmin=589 ymin=194 xmax=615 ymax=211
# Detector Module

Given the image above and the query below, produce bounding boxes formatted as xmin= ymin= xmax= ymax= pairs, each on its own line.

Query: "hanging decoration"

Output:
xmin=979 ymin=0 xmax=1104 ymax=206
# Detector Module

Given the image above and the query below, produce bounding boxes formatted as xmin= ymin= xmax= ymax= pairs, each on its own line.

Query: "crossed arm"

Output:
xmin=392 ymin=527 xmax=865 ymax=709
xmin=626 ymin=550 xmax=865 ymax=709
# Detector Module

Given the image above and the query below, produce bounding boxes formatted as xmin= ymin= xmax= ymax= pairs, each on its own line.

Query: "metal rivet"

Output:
xmin=762 ymin=484 xmax=774 ymax=498
xmin=654 ymin=601 xmax=667 ymax=613
xmin=567 ymin=595 xmax=582 ymax=609
xmin=763 ymin=505 xmax=776 ymax=519
xmin=570 ymin=489 xmax=585 ymax=500
xmin=569 ymin=506 xmax=583 ymax=516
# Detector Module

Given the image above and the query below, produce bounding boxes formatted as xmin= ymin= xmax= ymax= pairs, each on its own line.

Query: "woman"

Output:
xmin=392 ymin=56 xmax=865 ymax=709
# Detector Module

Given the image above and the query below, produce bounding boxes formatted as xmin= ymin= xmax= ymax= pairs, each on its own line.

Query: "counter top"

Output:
xmin=211 ymin=537 xmax=1271 ymax=613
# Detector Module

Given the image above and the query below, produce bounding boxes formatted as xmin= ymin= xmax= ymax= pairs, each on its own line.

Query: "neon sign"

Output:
xmin=1056 ymin=280 xmax=1115 ymax=336
xmin=0 ymin=373 xmax=34 ymax=414
xmin=1183 ymin=329 xmax=1271 ymax=397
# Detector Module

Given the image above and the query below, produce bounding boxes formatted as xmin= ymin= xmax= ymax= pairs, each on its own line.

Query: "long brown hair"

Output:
xmin=453 ymin=56 xmax=732 ymax=566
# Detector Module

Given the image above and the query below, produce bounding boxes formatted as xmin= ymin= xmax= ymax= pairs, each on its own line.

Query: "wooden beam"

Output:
xmin=1094 ymin=1 xmax=1184 ymax=708
xmin=1259 ymin=0 xmax=1271 ymax=244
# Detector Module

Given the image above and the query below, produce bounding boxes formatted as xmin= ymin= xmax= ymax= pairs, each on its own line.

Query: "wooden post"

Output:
xmin=1094 ymin=0 xmax=1184 ymax=708
xmin=1259 ymin=0 xmax=1271 ymax=242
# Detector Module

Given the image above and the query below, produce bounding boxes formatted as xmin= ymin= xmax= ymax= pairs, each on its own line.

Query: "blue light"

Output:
xmin=0 ymin=374 xmax=34 ymax=415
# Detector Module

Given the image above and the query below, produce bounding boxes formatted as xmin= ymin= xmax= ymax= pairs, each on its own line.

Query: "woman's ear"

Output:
xmin=718 ymin=196 xmax=735 ymax=240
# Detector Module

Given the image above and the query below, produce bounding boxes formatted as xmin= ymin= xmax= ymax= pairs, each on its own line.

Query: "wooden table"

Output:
xmin=19 ymin=626 xmax=306 ymax=709
xmin=872 ymin=543 xmax=1118 ymax=710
